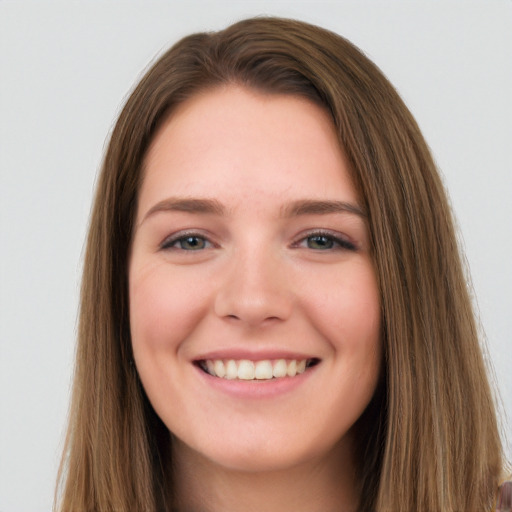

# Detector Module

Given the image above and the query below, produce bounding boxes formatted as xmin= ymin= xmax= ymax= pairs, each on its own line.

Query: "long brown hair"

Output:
xmin=56 ymin=16 xmax=505 ymax=511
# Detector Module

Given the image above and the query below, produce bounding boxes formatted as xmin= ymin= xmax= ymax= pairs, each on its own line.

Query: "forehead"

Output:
xmin=139 ymin=85 xmax=358 ymax=216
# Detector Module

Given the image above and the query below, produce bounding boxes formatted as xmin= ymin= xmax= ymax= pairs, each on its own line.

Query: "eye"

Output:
xmin=307 ymin=234 xmax=336 ymax=250
xmin=161 ymin=233 xmax=212 ymax=251
xmin=296 ymin=231 xmax=357 ymax=251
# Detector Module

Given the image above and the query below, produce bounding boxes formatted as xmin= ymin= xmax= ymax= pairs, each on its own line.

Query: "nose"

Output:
xmin=214 ymin=246 xmax=293 ymax=327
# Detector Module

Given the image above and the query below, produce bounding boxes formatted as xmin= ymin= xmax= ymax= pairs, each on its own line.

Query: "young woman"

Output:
xmin=55 ymin=16 xmax=509 ymax=512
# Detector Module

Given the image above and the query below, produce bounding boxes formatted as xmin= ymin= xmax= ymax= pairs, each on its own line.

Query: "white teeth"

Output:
xmin=237 ymin=360 xmax=255 ymax=380
xmin=226 ymin=360 xmax=238 ymax=380
xmin=206 ymin=360 xmax=215 ymax=375
xmin=254 ymin=360 xmax=273 ymax=380
xmin=272 ymin=359 xmax=287 ymax=378
xmin=213 ymin=360 xmax=226 ymax=378
xmin=287 ymin=360 xmax=297 ymax=377
xmin=201 ymin=358 xmax=314 ymax=380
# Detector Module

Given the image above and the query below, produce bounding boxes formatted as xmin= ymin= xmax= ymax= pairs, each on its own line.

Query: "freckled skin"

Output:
xmin=129 ymin=86 xmax=381 ymax=478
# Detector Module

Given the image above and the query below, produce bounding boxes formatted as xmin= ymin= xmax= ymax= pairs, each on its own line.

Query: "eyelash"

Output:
xmin=293 ymin=230 xmax=357 ymax=252
xmin=160 ymin=231 xmax=214 ymax=251
xmin=160 ymin=230 xmax=356 ymax=252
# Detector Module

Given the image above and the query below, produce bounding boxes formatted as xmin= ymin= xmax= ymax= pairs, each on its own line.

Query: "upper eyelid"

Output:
xmin=293 ymin=228 xmax=352 ymax=242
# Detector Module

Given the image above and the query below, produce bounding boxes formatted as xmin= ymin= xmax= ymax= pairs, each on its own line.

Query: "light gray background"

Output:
xmin=1 ymin=1 xmax=511 ymax=510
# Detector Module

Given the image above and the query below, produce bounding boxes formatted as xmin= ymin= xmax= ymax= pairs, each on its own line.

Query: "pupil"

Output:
xmin=309 ymin=236 xmax=332 ymax=249
xmin=183 ymin=236 xmax=203 ymax=249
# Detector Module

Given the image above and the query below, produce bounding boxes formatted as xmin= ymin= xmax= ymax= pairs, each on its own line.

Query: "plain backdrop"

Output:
xmin=1 ymin=1 xmax=511 ymax=510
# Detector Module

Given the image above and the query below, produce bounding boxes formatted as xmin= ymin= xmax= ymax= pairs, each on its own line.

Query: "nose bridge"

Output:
xmin=214 ymin=238 xmax=292 ymax=325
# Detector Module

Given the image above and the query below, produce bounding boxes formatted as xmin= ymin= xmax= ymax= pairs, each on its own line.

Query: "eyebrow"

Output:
xmin=281 ymin=199 xmax=366 ymax=218
xmin=141 ymin=197 xmax=225 ymax=223
xmin=140 ymin=196 xmax=366 ymax=224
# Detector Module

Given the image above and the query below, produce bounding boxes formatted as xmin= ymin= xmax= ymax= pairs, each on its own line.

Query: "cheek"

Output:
xmin=129 ymin=264 xmax=207 ymax=355
xmin=308 ymin=262 xmax=380 ymax=348
xmin=303 ymin=261 xmax=382 ymax=391
xmin=128 ymin=264 xmax=212 ymax=427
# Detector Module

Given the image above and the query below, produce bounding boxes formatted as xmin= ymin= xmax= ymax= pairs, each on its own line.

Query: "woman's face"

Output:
xmin=129 ymin=86 xmax=381 ymax=473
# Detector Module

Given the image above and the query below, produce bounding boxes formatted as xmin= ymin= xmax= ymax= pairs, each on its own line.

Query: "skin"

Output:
xmin=129 ymin=85 xmax=382 ymax=511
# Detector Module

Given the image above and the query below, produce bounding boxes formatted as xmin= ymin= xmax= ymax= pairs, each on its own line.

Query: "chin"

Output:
xmin=173 ymin=426 xmax=348 ymax=475
xmin=207 ymin=447 xmax=311 ymax=473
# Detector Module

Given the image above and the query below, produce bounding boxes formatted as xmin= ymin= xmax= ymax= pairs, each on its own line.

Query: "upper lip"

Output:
xmin=193 ymin=349 xmax=318 ymax=362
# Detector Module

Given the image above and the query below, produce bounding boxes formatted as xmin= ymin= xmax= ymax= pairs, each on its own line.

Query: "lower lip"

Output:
xmin=194 ymin=364 xmax=317 ymax=399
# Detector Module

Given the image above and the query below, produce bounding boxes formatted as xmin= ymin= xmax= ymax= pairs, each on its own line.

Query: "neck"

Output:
xmin=171 ymin=436 xmax=359 ymax=512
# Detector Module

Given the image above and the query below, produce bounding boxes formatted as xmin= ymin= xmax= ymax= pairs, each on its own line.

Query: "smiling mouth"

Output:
xmin=196 ymin=358 xmax=320 ymax=381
